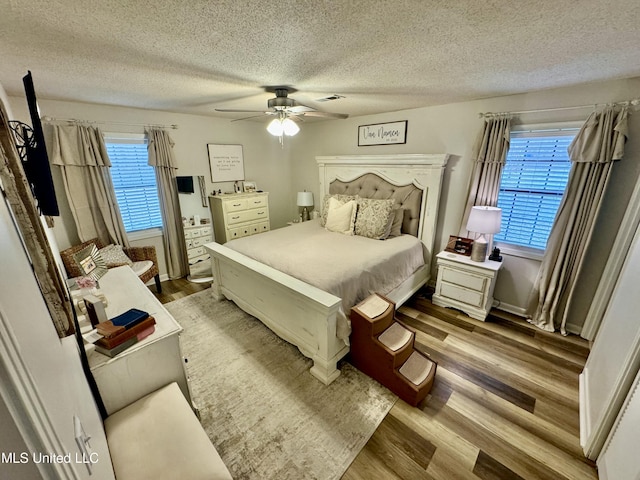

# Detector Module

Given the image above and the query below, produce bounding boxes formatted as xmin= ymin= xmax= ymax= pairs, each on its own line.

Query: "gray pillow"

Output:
xmin=354 ymin=198 xmax=396 ymax=239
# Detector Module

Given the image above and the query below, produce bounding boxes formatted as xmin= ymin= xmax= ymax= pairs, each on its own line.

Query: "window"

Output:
xmin=494 ymin=125 xmax=579 ymax=251
xmin=105 ymin=134 xmax=162 ymax=232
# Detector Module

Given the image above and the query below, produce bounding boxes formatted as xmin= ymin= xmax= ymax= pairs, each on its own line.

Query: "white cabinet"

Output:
xmin=209 ymin=192 xmax=270 ymax=243
xmin=432 ymin=251 xmax=502 ymax=321
xmin=88 ymin=266 xmax=192 ymax=415
xmin=184 ymin=223 xmax=213 ymax=265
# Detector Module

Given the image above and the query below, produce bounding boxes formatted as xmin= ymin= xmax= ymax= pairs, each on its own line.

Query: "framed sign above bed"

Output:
xmin=358 ymin=121 xmax=407 ymax=146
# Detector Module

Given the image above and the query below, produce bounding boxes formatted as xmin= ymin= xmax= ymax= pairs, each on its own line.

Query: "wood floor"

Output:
xmin=153 ymin=280 xmax=597 ymax=480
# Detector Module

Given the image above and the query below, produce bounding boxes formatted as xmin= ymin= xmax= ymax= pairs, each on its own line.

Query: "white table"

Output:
xmin=87 ymin=266 xmax=191 ymax=415
xmin=432 ymin=251 xmax=502 ymax=321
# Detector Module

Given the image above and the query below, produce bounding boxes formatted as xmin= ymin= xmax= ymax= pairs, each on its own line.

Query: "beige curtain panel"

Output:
xmin=0 ymin=101 xmax=74 ymax=337
xmin=528 ymin=107 xmax=629 ymax=334
xmin=459 ymin=115 xmax=511 ymax=237
xmin=147 ymin=128 xmax=189 ymax=279
xmin=49 ymin=124 xmax=129 ymax=247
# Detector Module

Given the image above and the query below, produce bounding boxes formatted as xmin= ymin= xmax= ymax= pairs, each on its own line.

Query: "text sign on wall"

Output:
xmin=358 ymin=121 xmax=408 ymax=146
xmin=208 ymin=144 xmax=245 ymax=182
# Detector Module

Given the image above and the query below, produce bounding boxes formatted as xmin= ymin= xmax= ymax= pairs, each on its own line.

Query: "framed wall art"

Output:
xmin=358 ymin=120 xmax=407 ymax=146
xmin=208 ymin=144 xmax=245 ymax=183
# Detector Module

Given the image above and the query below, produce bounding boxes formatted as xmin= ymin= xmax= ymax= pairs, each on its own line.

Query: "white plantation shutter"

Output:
xmin=494 ymin=128 xmax=578 ymax=250
xmin=105 ymin=137 xmax=162 ymax=232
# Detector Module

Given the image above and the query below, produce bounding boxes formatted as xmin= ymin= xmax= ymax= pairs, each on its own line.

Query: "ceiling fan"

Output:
xmin=214 ymin=86 xmax=349 ymax=122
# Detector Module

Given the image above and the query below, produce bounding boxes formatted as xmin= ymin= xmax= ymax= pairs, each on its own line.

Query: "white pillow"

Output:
xmin=325 ymin=198 xmax=357 ymax=235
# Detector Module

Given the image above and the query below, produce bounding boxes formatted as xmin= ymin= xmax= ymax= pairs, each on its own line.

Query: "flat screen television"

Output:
xmin=20 ymin=71 xmax=59 ymax=216
xmin=176 ymin=176 xmax=194 ymax=193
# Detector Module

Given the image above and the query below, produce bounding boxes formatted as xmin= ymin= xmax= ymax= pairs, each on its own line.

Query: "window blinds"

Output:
xmin=105 ymin=140 xmax=162 ymax=232
xmin=494 ymin=130 xmax=577 ymax=250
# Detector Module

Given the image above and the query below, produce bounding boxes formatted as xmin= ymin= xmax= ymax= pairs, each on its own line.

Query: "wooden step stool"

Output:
xmin=350 ymin=293 xmax=436 ymax=406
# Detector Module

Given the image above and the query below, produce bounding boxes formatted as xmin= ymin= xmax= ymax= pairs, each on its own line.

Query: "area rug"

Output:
xmin=165 ymin=289 xmax=397 ymax=480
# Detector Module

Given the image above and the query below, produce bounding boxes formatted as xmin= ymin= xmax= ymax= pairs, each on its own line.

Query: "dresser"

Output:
xmin=87 ymin=266 xmax=192 ymax=415
xmin=432 ymin=251 xmax=502 ymax=321
xmin=183 ymin=223 xmax=213 ymax=265
xmin=209 ymin=192 xmax=270 ymax=243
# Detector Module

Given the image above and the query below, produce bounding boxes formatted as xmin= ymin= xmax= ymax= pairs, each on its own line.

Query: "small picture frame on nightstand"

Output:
xmin=445 ymin=235 xmax=473 ymax=256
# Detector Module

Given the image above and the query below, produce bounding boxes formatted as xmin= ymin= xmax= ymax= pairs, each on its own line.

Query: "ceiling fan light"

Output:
xmin=282 ymin=118 xmax=300 ymax=136
xmin=267 ymin=118 xmax=284 ymax=136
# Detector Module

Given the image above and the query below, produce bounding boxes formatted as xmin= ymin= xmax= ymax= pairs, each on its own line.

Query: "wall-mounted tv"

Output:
xmin=14 ymin=71 xmax=59 ymax=216
xmin=176 ymin=176 xmax=194 ymax=193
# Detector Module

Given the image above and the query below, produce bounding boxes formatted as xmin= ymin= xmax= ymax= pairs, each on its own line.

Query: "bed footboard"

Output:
xmin=204 ymin=242 xmax=348 ymax=385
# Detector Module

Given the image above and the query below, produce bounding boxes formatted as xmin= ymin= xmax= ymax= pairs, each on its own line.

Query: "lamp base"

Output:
xmin=470 ymin=240 xmax=488 ymax=262
xmin=302 ymin=207 xmax=310 ymax=222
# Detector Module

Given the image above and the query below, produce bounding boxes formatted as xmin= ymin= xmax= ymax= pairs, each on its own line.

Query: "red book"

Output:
xmin=95 ymin=316 xmax=156 ymax=350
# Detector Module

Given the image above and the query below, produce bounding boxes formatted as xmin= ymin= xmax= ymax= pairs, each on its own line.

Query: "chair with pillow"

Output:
xmin=61 ymin=238 xmax=162 ymax=293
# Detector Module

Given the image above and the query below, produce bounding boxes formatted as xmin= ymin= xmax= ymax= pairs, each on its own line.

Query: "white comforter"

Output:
xmin=225 ymin=219 xmax=425 ymax=341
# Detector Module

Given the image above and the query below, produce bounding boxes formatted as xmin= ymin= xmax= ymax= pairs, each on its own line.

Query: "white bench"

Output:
xmin=104 ymin=382 xmax=233 ymax=480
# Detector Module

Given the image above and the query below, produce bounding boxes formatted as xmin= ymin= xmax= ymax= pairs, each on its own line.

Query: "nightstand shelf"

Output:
xmin=432 ymin=251 xmax=502 ymax=321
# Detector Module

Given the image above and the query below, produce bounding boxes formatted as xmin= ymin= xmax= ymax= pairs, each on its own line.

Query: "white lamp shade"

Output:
xmin=282 ymin=118 xmax=300 ymax=136
xmin=466 ymin=206 xmax=502 ymax=234
xmin=267 ymin=118 xmax=284 ymax=136
xmin=297 ymin=191 xmax=314 ymax=207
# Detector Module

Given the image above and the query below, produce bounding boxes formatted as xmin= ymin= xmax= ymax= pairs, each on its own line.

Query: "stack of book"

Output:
xmin=95 ymin=308 xmax=156 ymax=357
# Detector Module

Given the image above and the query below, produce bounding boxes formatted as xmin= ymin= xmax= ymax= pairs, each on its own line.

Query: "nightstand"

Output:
xmin=432 ymin=251 xmax=502 ymax=321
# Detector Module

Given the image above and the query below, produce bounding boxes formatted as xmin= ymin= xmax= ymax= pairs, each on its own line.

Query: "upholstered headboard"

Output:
xmin=317 ymin=154 xmax=449 ymax=273
xmin=329 ymin=173 xmax=423 ymax=237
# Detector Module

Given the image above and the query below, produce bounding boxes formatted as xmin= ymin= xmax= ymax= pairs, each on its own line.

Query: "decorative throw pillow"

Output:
xmin=387 ymin=206 xmax=404 ymax=238
xmin=320 ymin=194 xmax=358 ymax=227
xmin=98 ymin=244 xmax=133 ymax=267
xmin=354 ymin=198 xmax=396 ymax=239
xmin=325 ymin=198 xmax=357 ymax=235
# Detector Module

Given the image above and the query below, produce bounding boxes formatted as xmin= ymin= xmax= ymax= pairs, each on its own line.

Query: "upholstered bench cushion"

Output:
xmin=104 ymin=382 xmax=232 ymax=480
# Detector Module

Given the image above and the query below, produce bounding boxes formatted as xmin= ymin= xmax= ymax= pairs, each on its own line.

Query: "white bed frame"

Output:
xmin=204 ymin=154 xmax=448 ymax=384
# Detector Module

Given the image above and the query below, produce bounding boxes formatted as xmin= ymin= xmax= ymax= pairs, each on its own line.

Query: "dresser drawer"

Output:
xmin=440 ymin=283 xmax=484 ymax=308
xmin=251 ymin=221 xmax=270 ymax=234
xmin=198 ymin=226 xmax=212 ymax=236
xmin=441 ymin=267 xmax=486 ymax=292
xmin=184 ymin=229 xmax=194 ymax=239
xmin=225 ymin=199 xmax=248 ymax=212
xmin=246 ymin=196 xmax=267 ymax=209
xmin=187 ymin=246 xmax=205 ymax=259
xmin=226 ymin=207 xmax=269 ymax=225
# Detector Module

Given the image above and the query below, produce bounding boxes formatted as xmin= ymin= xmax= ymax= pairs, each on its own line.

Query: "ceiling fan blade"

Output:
xmin=230 ymin=114 xmax=272 ymax=122
xmin=215 ymin=108 xmax=269 ymax=113
xmin=300 ymin=111 xmax=349 ymax=119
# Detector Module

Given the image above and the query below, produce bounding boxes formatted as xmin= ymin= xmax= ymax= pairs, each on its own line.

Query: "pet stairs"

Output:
xmin=349 ymin=293 xmax=436 ymax=407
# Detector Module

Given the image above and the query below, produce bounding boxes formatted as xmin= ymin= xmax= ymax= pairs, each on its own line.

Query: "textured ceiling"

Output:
xmin=1 ymin=0 xmax=640 ymax=121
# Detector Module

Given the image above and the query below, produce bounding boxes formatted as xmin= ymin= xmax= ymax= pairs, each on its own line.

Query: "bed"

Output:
xmin=204 ymin=154 xmax=448 ymax=384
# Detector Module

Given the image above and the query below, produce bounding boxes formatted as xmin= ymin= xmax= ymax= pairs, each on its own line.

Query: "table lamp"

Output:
xmin=297 ymin=191 xmax=314 ymax=221
xmin=466 ymin=206 xmax=502 ymax=262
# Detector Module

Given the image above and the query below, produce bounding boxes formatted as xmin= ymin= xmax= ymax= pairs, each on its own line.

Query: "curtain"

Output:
xmin=0 ymin=101 xmax=74 ymax=337
xmin=147 ymin=128 xmax=188 ymax=279
xmin=50 ymin=124 xmax=129 ymax=247
xmin=459 ymin=115 xmax=511 ymax=237
xmin=528 ymin=107 xmax=629 ymax=334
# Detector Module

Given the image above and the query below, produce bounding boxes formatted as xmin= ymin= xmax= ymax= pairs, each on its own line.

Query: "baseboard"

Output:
xmin=493 ymin=300 xmax=527 ymax=318
xmin=145 ymin=273 xmax=169 ymax=287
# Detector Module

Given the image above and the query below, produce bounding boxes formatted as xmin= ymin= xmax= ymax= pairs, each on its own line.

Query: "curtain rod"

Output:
xmin=479 ymin=98 xmax=640 ymax=118
xmin=41 ymin=116 xmax=178 ymax=130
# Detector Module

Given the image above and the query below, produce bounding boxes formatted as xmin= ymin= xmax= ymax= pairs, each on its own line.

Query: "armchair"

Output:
xmin=60 ymin=238 xmax=162 ymax=293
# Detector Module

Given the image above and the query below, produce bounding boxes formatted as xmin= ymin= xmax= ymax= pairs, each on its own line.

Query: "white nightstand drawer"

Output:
xmin=440 ymin=283 xmax=484 ymax=308
xmin=441 ymin=268 xmax=486 ymax=292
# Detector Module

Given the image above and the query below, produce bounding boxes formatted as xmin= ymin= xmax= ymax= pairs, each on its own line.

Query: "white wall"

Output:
xmin=294 ymin=77 xmax=640 ymax=326
xmin=1 ymin=83 xmax=114 ymax=479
